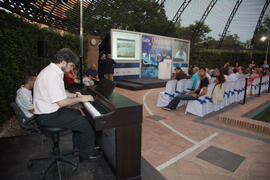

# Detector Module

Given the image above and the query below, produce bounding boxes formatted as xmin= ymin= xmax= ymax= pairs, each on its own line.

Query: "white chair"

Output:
xmin=175 ymin=79 xmax=186 ymax=94
xmin=175 ymin=79 xmax=186 ymax=107
xmin=231 ymin=80 xmax=240 ymax=103
xmin=261 ymin=74 xmax=269 ymax=92
xmin=195 ymin=79 xmax=200 ymax=90
xmin=183 ymin=79 xmax=195 ymax=93
xmin=236 ymin=78 xmax=246 ymax=102
xmin=157 ymin=80 xmax=177 ymax=107
xmin=210 ymin=77 xmax=216 ymax=84
xmin=185 ymin=85 xmax=215 ymax=117
xmin=223 ymin=81 xmax=231 ymax=107
xmin=205 ymin=83 xmax=216 ymax=114
xmin=251 ymin=77 xmax=261 ymax=96
xmin=228 ymin=80 xmax=237 ymax=104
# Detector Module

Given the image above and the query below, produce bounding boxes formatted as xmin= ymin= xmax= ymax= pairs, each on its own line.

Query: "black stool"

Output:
xmin=28 ymin=127 xmax=79 ymax=180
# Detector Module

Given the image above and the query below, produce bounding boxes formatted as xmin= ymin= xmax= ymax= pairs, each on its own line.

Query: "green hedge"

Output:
xmin=0 ymin=10 xmax=88 ymax=125
xmin=190 ymin=49 xmax=266 ymax=69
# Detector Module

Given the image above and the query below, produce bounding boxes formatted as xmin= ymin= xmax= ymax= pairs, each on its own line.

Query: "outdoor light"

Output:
xmin=261 ymin=36 xmax=267 ymax=41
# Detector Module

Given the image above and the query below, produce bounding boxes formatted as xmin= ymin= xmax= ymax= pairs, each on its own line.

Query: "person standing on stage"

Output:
xmin=33 ymin=48 xmax=102 ymax=161
xmin=98 ymin=53 xmax=106 ymax=79
xmin=103 ymin=54 xmax=117 ymax=81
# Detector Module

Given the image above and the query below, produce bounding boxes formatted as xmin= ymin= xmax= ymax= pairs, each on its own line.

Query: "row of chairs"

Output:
xmin=157 ymin=74 xmax=270 ymax=117
xmin=250 ymin=75 xmax=270 ymax=95
xmin=157 ymin=78 xmax=195 ymax=107
xmin=185 ymin=77 xmax=247 ymax=117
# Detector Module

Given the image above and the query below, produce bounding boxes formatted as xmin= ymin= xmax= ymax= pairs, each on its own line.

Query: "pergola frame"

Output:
xmin=218 ymin=0 xmax=243 ymax=48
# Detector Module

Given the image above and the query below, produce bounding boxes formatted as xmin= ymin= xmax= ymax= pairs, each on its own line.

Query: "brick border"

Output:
xmin=218 ymin=115 xmax=270 ymax=136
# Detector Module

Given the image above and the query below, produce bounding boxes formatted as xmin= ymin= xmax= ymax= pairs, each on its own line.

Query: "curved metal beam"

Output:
xmin=250 ymin=0 xmax=270 ymax=49
xmin=171 ymin=0 xmax=192 ymax=26
xmin=218 ymin=0 xmax=243 ymax=48
xmin=191 ymin=0 xmax=218 ymax=45
xmin=157 ymin=0 xmax=166 ymax=7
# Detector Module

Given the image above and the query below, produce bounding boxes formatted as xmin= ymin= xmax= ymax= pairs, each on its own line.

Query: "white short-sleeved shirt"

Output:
xmin=16 ymin=86 xmax=34 ymax=118
xmin=33 ymin=63 xmax=67 ymax=114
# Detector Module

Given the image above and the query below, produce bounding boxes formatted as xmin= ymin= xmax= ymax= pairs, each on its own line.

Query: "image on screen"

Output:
xmin=117 ymin=39 xmax=135 ymax=58
xmin=173 ymin=40 xmax=189 ymax=63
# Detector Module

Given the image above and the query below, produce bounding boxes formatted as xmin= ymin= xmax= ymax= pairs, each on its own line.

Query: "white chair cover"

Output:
xmin=251 ymin=77 xmax=260 ymax=96
xmin=183 ymin=79 xmax=195 ymax=93
xmin=261 ymin=75 xmax=269 ymax=92
xmin=157 ymin=80 xmax=177 ymax=107
xmin=223 ymin=81 xmax=231 ymax=107
xmin=175 ymin=79 xmax=186 ymax=107
xmin=185 ymin=84 xmax=215 ymax=117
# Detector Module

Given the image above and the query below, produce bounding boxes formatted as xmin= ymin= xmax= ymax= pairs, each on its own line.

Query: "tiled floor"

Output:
xmin=113 ymin=87 xmax=270 ymax=180
xmin=2 ymin=87 xmax=270 ymax=180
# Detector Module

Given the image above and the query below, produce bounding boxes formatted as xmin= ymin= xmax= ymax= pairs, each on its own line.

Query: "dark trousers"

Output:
xmin=36 ymin=108 xmax=95 ymax=159
xmin=167 ymin=94 xmax=197 ymax=109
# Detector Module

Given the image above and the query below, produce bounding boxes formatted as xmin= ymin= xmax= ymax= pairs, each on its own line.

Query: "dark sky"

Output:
xmin=164 ymin=0 xmax=270 ymax=42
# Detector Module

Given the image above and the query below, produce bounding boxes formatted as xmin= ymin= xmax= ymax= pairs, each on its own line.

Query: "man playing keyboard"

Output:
xmin=33 ymin=48 xmax=102 ymax=161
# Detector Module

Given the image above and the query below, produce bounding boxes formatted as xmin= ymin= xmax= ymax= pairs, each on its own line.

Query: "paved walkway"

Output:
xmin=115 ymin=87 xmax=270 ymax=180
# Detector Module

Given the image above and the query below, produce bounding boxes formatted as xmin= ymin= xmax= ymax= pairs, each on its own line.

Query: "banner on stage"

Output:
xmin=141 ymin=34 xmax=172 ymax=78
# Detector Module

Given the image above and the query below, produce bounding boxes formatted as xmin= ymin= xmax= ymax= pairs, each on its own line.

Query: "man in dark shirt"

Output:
xmin=103 ymin=54 xmax=117 ymax=81
xmin=86 ymin=64 xmax=99 ymax=84
xmin=163 ymin=67 xmax=209 ymax=110
xmin=174 ymin=67 xmax=189 ymax=80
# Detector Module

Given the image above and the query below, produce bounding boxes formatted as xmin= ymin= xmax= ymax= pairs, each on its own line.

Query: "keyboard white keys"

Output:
xmin=76 ymin=92 xmax=101 ymax=117
xmin=83 ymin=101 xmax=101 ymax=117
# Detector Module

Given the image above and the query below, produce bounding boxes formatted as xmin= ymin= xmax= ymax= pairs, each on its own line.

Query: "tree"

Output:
xmin=221 ymin=33 xmax=243 ymax=50
xmin=174 ymin=21 xmax=211 ymax=42
xmin=65 ymin=0 xmax=173 ymax=38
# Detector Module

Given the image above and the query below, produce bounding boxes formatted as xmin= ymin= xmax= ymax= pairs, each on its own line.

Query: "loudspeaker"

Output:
xmin=37 ymin=40 xmax=48 ymax=57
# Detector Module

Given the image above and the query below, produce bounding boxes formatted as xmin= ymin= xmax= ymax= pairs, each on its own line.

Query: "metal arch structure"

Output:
xmin=171 ymin=0 xmax=192 ymax=26
xmin=250 ymin=0 xmax=270 ymax=50
xmin=157 ymin=0 xmax=166 ymax=8
xmin=0 ymin=0 xmax=104 ymax=35
xmin=191 ymin=0 xmax=218 ymax=45
xmin=218 ymin=0 xmax=243 ymax=48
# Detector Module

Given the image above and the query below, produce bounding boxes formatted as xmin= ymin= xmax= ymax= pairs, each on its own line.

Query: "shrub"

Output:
xmin=0 ymin=10 xmax=88 ymax=124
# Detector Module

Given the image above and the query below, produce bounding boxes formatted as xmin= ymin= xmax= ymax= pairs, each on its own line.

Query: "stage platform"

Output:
xmin=0 ymin=132 xmax=165 ymax=180
xmin=116 ymin=78 xmax=168 ymax=90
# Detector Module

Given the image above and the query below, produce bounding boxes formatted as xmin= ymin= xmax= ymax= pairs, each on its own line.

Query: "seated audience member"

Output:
xmin=162 ymin=67 xmax=209 ymax=110
xmin=229 ymin=67 xmax=238 ymax=81
xmin=235 ymin=61 xmax=239 ymax=68
xmin=248 ymin=68 xmax=261 ymax=86
xmin=212 ymin=68 xmax=226 ymax=104
xmin=191 ymin=67 xmax=199 ymax=89
xmin=16 ymin=72 xmax=37 ymax=118
xmin=249 ymin=60 xmax=256 ymax=69
xmin=86 ymin=64 xmax=99 ymax=84
xmin=223 ymin=67 xmax=230 ymax=81
xmin=174 ymin=67 xmax=189 ymax=80
xmin=83 ymin=73 xmax=94 ymax=87
xmin=64 ymin=69 xmax=79 ymax=90
xmin=262 ymin=60 xmax=269 ymax=70
xmin=237 ymin=66 xmax=244 ymax=75
xmin=209 ymin=69 xmax=216 ymax=77
xmin=262 ymin=67 xmax=269 ymax=75
xmin=223 ymin=62 xmax=230 ymax=75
